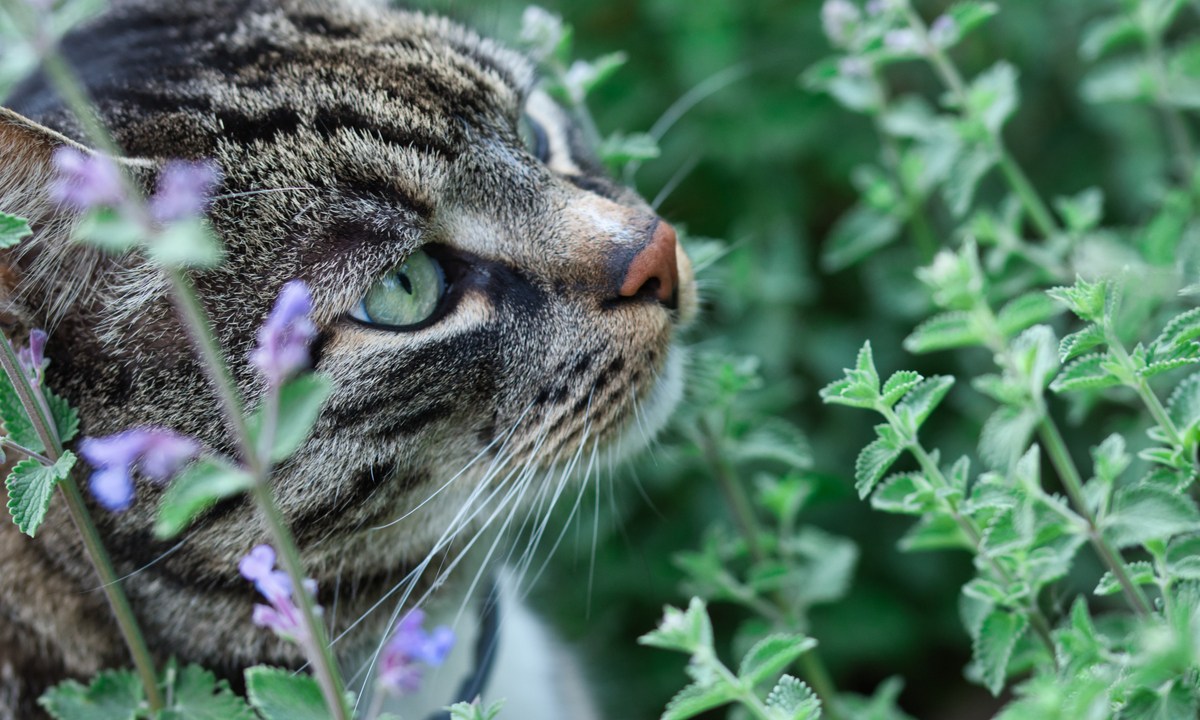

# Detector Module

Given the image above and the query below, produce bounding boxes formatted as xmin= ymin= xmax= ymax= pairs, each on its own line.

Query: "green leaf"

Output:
xmin=966 ymin=62 xmax=1018 ymax=134
xmin=881 ymin=371 xmax=923 ymax=407
xmin=1153 ymin=307 xmax=1200 ymax=353
xmin=1167 ymin=535 xmax=1200 ymax=579
xmin=0 ymin=369 xmax=43 ymax=452
xmin=819 ymin=342 xmax=881 ymax=409
xmin=661 ymin=681 xmax=737 ymax=720
xmin=971 ymin=609 xmax=1027 ymax=696
xmin=904 ymin=312 xmax=984 ymax=353
xmin=1080 ymin=15 xmax=1141 ymax=61
xmin=246 ymin=374 xmax=332 ymax=463
xmin=1053 ymin=187 xmax=1104 ymax=233
xmin=979 ymin=406 xmax=1036 ymax=470
xmin=942 ymin=144 xmax=997 ymax=217
xmin=447 ymin=699 xmax=505 ymax=720
xmin=1105 ymin=485 xmax=1200 ymax=548
xmin=734 ymin=419 xmax=813 ymax=470
xmin=945 ymin=2 xmax=999 ymax=41
xmin=871 ymin=473 xmax=933 ymax=515
xmin=161 ymin=664 xmax=256 ymax=720
xmin=154 ymin=457 xmax=254 ymax=538
xmin=855 ymin=437 xmax=905 ymax=499
xmin=76 ymin=208 xmax=146 ymax=252
xmin=737 ymin=634 xmax=818 ymax=688
xmin=39 ymin=671 xmax=143 ymax=720
xmin=47 ymin=388 xmax=80 ymax=443
xmin=894 ymin=376 xmax=955 ymax=432
xmin=598 ymin=131 xmax=660 ymax=170
xmin=1082 ymin=57 xmax=1154 ymax=104
xmin=1047 ymin=276 xmax=1107 ymax=324
xmin=1049 ymin=353 xmax=1121 ymax=393
xmin=639 ymin=597 xmax=713 ymax=655
xmin=996 ymin=292 xmax=1063 ymax=338
xmin=1167 ymin=372 xmax=1200 ymax=434
xmin=820 ymin=203 xmax=901 ymax=272
xmin=148 ymin=219 xmax=224 ymax=268
xmin=6 ymin=451 xmax=76 ymax=537
xmin=1094 ymin=560 xmax=1156 ymax=596
xmin=244 ymin=667 xmax=330 ymax=720
xmin=1058 ymin=324 xmax=1106 ymax=363
xmin=765 ymin=675 xmax=822 ymax=720
xmin=0 ymin=211 xmax=32 ymax=248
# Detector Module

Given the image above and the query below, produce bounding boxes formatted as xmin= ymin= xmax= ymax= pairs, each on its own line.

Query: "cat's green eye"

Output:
xmin=350 ymin=249 xmax=447 ymax=328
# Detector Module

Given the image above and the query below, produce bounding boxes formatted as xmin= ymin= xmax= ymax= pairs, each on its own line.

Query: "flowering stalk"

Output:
xmin=0 ymin=334 xmax=164 ymax=710
xmin=895 ymin=0 xmax=1062 ymax=240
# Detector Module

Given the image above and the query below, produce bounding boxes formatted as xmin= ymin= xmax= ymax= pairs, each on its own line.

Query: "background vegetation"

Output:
xmin=406 ymin=1 xmax=1200 ymax=718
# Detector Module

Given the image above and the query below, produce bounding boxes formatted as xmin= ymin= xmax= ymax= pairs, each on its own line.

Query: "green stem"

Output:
xmin=1105 ymin=325 xmax=1185 ymax=449
xmin=698 ymin=418 xmax=766 ymax=564
xmin=1037 ymin=417 xmax=1153 ymax=616
xmin=0 ymin=337 xmax=164 ymax=710
xmin=1142 ymin=21 xmax=1196 ymax=183
xmin=1 ymin=437 xmax=52 ymax=465
xmin=163 ymin=273 xmax=349 ymax=719
xmin=901 ymin=2 xmax=1063 ymax=239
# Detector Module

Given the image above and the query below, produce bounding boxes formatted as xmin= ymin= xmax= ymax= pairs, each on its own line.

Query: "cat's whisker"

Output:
xmin=84 ymin=535 xmax=190 ymax=591
xmin=651 ymin=154 xmax=700 ymax=212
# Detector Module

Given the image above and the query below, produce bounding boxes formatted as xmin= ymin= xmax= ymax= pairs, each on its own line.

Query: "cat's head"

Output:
xmin=0 ymin=0 xmax=695 ymax=590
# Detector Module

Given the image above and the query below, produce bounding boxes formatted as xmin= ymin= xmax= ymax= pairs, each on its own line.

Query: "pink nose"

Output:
xmin=618 ymin=221 xmax=679 ymax=308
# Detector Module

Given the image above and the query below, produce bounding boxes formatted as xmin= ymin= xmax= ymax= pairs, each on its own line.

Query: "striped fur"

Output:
xmin=0 ymin=0 xmax=696 ymax=716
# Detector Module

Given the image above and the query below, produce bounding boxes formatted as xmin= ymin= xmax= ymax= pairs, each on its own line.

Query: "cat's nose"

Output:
xmin=617 ymin=221 xmax=679 ymax=309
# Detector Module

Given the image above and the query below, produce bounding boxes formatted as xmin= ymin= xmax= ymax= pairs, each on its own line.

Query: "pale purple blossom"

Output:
xmin=821 ymin=0 xmax=860 ymax=46
xmin=928 ymin=15 xmax=958 ymax=46
xmin=378 ymin=608 xmax=455 ymax=695
xmin=17 ymin=329 xmax=47 ymax=386
xmin=149 ymin=160 xmax=221 ymax=223
xmin=239 ymin=544 xmax=320 ymax=643
xmin=80 ymin=429 xmax=199 ymax=511
xmin=249 ymin=280 xmax=318 ymax=386
xmin=50 ymin=147 xmax=125 ymax=211
xmin=884 ymin=28 xmax=924 ymax=54
xmin=866 ymin=0 xmax=889 ymax=15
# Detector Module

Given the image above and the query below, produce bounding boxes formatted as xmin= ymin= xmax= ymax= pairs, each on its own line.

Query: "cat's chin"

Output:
xmin=609 ymin=343 xmax=687 ymax=463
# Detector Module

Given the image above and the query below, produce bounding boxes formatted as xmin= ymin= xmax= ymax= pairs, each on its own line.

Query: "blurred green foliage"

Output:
xmin=421 ymin=1 xmax=1200 ymax=718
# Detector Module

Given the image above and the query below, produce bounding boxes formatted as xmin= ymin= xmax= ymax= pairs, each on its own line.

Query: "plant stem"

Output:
xmin=1104 ymin=324 xmax=1185 ymax=449
xmin=1142 ymin=20 xmax=1196 ymax=183
xmin=1037 ymin=417 xmax=1153 ymax=616
xmin=0 ymin=337 xmax=164 ymax=710
xmin=1 ymin=437 xmax=52 ymax=465
xmin=900 ymin=2 xmax=1062 ymax=239
xmin=698 ymin=418 xmax=765 ymax=564
xmin=162 ymin=272 xmax=349 ymax=719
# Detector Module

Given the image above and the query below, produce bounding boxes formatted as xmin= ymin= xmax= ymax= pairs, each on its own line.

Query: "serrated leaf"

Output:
xmin=979 ymin=406 xmax=1036 ymax=470
xmin=6 ymin=451 xmax=75 ymax=537
xmin=1094 ymin=560 xmax=1156 ymax=596
xmin=1049 ymin=353 xmax=1121 ymax=393
xmin=1167 ymin=372 xmax=1200 ymax=433
xmin=246 ymin=374 xmax=332 ymax=463
xmin=904 ymin=312 xmax=983 ymax=353
xmin=0 ymin=211 xmax=32 ymax=248
xmin=765 ymin=675 xmax=822 ymax=720
xmin=1105 ymin=485 xmax=1200 ymax=548
xmin=154 ymin=457 xmax=254 ymax=538
xmin=1053 ymin=187 xmax=1104 ymax=232
xmin=894 ymin=376 xmax=955 ymax=432
xmin=0 ymin=369 xmax=43 ymax=452
xmin=245 ymin=667 xmax=330 ymax=720
xmin=945 ymin=2 xmax=999 ymax=41
xmin=871 ymin=472 xmax=932 ymax=515
xmin=161 ymin=664 xmax=256 ymax=720
xmin=46 ymin=388 xmax=79 ymax=443
xmin=1153 ymin=307 xmax=1200 ymax=352
xmin=1167 ymin=535 xmax=1200 ymax=579
xmin=881 ymin=370 xmax=923 ymax=407
xmin=447 ymin=700 xmax=505 ymax=720
xmin=39 ymin=670 xmax=143 ymax=720
xmin=1058 ymin=324 xmax=1106 ymax=363
xmin=734 ymin=419 xmax=813 ymax=470
xmin=967 ymin=62 xmax=1018 ymax=134
xmin=996 ymin=292 xmax=1062 ymax=338
xmin=942 ymin=144 xmax=998 ymax=217
xmin=640 ymin=597 xmax=713 ymax=654
xmin=855 ymin=437 xmax=905 ymax=499
xmin=972 ymin=609 xmax=1027 ymax=696
xmin=737 ymin=634 xmax=818 ymax=688
xmin=661 ymin=681 xmax=738 ymax=720
xmin=1047 ymin=277 xmax=1107 ymax=324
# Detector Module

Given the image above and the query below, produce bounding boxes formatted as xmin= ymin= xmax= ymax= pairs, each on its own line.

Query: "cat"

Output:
xmin=0 ymin=0 xmax=696 ymax=717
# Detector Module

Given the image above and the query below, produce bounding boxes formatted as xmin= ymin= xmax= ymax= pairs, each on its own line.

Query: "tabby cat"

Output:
xmin=0 ymin=0 xmax=696 ymax=717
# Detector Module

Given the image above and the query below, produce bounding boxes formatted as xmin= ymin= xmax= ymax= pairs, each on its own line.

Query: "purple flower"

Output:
xmin=239 ymin=544 xmax=320 ymax=643
xmin=866 ymin=0 xmax=889 ymax=15
xmin=149 ymin=160 xmax=221 ymax=223
xmin=838 ymin=57 xmax=870 ymax=78
xmin=928 ymin=15 xmax=958 ymax=46
xmin=17 ymin=329 xmax=47 ymax=386
xmin=249 ymin=280 xmax=318 ymax=386
xmin=821 ymin=0 xmax=860 ymax=46
xmin=378 ymin=608 xmax=455 ymax=696
xmin=80 ymin=429 xmax=199 ymax=511
xmin=50 ymin=147 xmax=126 ymax=212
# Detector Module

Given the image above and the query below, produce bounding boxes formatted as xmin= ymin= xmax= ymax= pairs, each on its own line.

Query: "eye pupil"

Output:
xmin=396 ymin=270 xmax=413 ymax=295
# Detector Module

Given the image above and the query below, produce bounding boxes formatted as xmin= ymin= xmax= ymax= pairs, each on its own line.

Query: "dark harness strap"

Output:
xmin=424 ymin=578 xmax=502 ymax=720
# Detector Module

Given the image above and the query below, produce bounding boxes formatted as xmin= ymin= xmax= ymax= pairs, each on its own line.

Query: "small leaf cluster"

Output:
xmin=640 ymin=598 xmax=822 ymax=720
